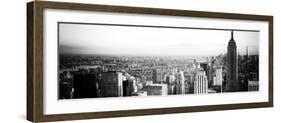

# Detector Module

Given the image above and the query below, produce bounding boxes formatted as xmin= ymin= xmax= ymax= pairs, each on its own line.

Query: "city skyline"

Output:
xmin=59 ymin=23 xmax=259 ymax=57
xmin=58 ymin=22 xmax=259 ymax=99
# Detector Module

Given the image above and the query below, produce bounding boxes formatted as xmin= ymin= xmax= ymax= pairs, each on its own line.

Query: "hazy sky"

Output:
xmin=59 ymin=23 xmax=259 ymax=56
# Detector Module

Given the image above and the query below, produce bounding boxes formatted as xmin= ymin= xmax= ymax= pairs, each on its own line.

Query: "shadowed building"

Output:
xmin=59 ymin=71 xmax=73 ymax=99
xmin=73 ymin=73 xmax=100 ymax=98
xmin=152 ymin=69 xmax=162 ymax=84
xmin=122 ymin=80 xmax=130 ymax=96
xmin=59 ymin=79 xmax=73 ymax=99
xmin=225 ymin=31 xmax=239 ymax=92
xmin=123 ymin=79 xmax=138 ymax=96
xmin=200 ymin=63 xmax=208 ymax=73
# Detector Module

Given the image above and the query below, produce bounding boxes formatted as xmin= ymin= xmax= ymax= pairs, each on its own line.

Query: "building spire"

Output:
xmin=230 ymin=30 xmax=234 ymax=41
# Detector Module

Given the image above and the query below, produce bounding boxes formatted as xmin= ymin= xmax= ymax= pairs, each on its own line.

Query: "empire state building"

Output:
xmin=225 ymin=31 xmax=239 ymax=92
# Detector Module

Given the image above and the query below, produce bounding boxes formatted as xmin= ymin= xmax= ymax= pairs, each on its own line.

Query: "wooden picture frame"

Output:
xmin=27 ymin=1 xmax=273 ymax=122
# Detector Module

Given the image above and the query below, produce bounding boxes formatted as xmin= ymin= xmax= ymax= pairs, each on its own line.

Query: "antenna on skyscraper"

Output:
xmin=230 ymin=30 xmax=234 ymax=41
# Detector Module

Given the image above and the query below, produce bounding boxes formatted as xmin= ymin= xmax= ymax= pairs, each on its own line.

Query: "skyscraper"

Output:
xmin=214 ymin=66 xmax=222 ymax=86
xmin=152 ymin=69 xmax=162 ymax=84
xmin=175 ymin=71 xmax=185 ymax=94
xmin=194 ymin=69 xmax=208 ymax=94
xmin=101 ymin=72 xmax=123 ymax=97
xmin=225 ymin=31 xmax=239 ymax=92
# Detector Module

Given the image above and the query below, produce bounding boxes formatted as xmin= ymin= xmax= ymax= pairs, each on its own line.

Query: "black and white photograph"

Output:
xmin=25 ymin=1 xmax=274 ymax=122
xmin=58 ymin=22 xmax=259 ymax=99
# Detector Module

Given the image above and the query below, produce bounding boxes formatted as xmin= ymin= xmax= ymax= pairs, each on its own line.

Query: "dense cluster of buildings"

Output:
xmin=59 ymin=31 xmax=259 ymax=99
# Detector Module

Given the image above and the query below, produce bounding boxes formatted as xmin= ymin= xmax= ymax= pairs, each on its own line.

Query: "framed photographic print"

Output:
xmin=27 ymin=0 xmax=273 ymax=122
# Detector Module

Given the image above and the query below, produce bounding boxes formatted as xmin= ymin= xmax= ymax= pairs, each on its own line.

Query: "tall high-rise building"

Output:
xmin=152 ymin=69 xmax=162 ymax=84
xmin=101 ymin=72 xmax=123 ymax=97
xmin=194 ymin=69 xmax=208 ymax=94
xmin=175 ymin=71 xmax=185 ymax=94
xmin=123 ymin=79 xmax=138 ymax=96
xmin=122 ymin=80 xmax=129 ymax=96
xmin=214 ymin=66 xmax=222 ymax=86
xmin=168 ymin=84 xmax=175 ymax=95
xmin=225 ymin=31 xmax=239 ymax=92
xmin=185 ymin=73 xmax=194 ymax=94
xmin=166 ymin=75 xmax=176 ymax=95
